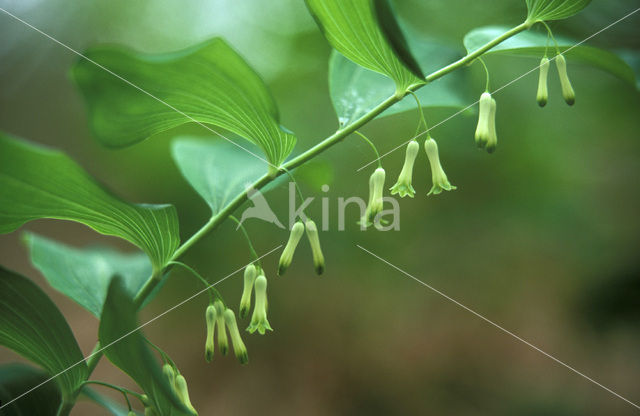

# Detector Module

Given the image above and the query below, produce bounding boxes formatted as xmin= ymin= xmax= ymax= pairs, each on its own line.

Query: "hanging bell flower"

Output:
xmin=361 ymin=167 xmax=386 ymax=226
xmin=555 ymin=55 xmax=575 ymax=105
xmin=474 ymin=92 xmax=492 ymax=148
xmin=424 ymin=137 xmax=456 ymax=195
xmin=204 ymin=304 xmax=216 ymax=362
xmin=485 ymin=97 xmax=498 ymax=153
xmin=304 ymin=219 xmax=325 ymax=275
xmin=224 ymin=308 xmax=249 ymax=364
xmin=537 ymin=57 xmax=550 ymax=107
xmin=278 ymin=221 xmax=305 ymax=275
xmin=175 ymin=374 xmax=198 ymax=415
xmin=213 ymin=300 xmax=228 ymax=355
xmin=390 ymin=140 xmax=419 ymax=198
xmin=247 ymin=274 xmax=273 ymax=334
xmin=239 ymin=264 xmax=256 ymax=318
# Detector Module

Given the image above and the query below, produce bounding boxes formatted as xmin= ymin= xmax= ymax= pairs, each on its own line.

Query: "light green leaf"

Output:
xmin=525 ymin=0 xmax=592 ymax=22
xmin=82 ymin=387 xmax=134 ymax=416
xmin=463 ymin=26 xmax=637 ymax=86
xmin=0 ymin=267 xmax=88 ymax=402
xmin=72 ymin=38 xmax=296 ymax=166
xmin=329 ymin=33 xmax=469 ymax=126
xmin=0 ymin=364 xmax=62 ymax=416
xmin=305 ymin=0 xmax=424 ymax=92
xmin=171 ymin=137 xmax=269 ymax=216
xmin=99 ymin=277 xmax=193 ymax=416
xmin=24 ymin=233 xmax=156 ymax=317
xmin=0 ymin=133 xmax=179 ymax=270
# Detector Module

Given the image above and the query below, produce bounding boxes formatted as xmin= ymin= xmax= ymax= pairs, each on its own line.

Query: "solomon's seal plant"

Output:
xmin=1 ymin=0 xmax=638 ymax=414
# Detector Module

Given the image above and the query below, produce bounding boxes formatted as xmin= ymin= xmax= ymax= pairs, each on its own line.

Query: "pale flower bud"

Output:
xmin=486 ymin=97 xmax=498 ymax=154
xmin=175 ymin=374 xmax=198 ymax=415
xmin=304 ymin=219 xmax=325 ymax=275
xmin=390 ymin=140 xmax=419 ymax=198
xmin=555 ymin=55 xmax=575 ymax=105
xmin=239 ymin=264 xmax=256 ymax=318
xmin=278 ymin=221 xmax=305 ymax=275
xmin=224 ymin=308 xmax=249 ymax=364
xmin=204 ymin=304 xmax=216 ymax=362
xmin=214 ymin=300 xmax=228 ymax=355
xmin=537 ymin=57 xmax=550 ymax=107
xmin=474 ymin=92 xmax=492 ymax=148
xmin=361 ymin=167 xmax=385 ymax=226
xmin=162 ymin=363 xmax=176 ymax=387
xmin=247 ymin=274 xmax=273 ymax=334
xmin=424 ymin=138 xmax=456 ymax=195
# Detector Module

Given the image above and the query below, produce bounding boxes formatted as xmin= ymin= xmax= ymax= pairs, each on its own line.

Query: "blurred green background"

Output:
xmin=1 ymin=0 xmax=640 ymax=414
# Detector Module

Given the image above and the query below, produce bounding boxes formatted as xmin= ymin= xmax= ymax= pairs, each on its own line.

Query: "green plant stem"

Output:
xmin=80 ymin=21 xmax=530 ymax=386
xmin=354 ymin=131 xmax=382 ymax=168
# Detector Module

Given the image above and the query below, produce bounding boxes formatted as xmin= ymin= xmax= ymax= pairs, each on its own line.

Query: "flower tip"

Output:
xmin=537 ymin=97 xmax=547 ymax=107
xmin=238 ymin=351 xmax=249 ymax=365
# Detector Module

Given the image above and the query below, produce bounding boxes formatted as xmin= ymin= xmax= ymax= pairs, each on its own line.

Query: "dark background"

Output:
xmin=1 ymin=0 xmax=640 ymax=414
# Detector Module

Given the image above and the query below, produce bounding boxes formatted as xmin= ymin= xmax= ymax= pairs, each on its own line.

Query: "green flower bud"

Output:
xmin=144 ymin=406 xmax=158 ymax=416
xmin=213 ymin=300 xmax=228 ymax=355
xmin=247 ymin=274 xmax=273 ymax=334
xmin=424 ymin=138 xmax=456 ymax=195
xmin=390 ymin=140 xmax=419 ymax=198
xmin=175 ymin=374 xmax=198 ymax=415
xmin=474 ymin=92 xmax=492 ymax=148
xmin=278 ymin=221 xmax=305 ymax=275
xmin=555 ymin=55 xmax=575 ymax=105
xmin=128 ymin=411 xmax=136 ymax=416
xmin=162 ymin=363 xmax=176 ymax=387
xmin=239 ymin=264 xmax=256 ymax=318
xmin=205 ymin=304 xmax=216 ymax=362
xmin=304 ymin=219 xmax=325 ymax=275
xmin=224 ymin=308 xmax=249 ymax=364
xmin=485 ymin=97 xmax=498 ymax=154
xmin=361 ymin=167 xmax=386 ymax=226
xmin=537 ymin=57 xmax=550 ymax=107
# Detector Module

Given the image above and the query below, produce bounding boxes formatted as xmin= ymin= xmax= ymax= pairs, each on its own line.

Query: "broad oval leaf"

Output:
xmin=306 ymin=0 xmax=424 ymax=91
xmin=24 ymin=232 xmax=157 ymax=317
xmin=0 ymin=133 xmax=179 ymax=270
xmin=171 ymin=137 xmax=269 ymax=216
xmin=99 ymin=277 xmax=194 ymax=416
xmin=525 ymin=0 xmax=592 ymax=22
xmin=72 ymin=38 xmax=296 ymax=166
xmin=0 ymin=364 xmax=62 ymax=416
xmin=0 ymin=267 xmax=88 ymax=402
xmin=329 ymin=33 xmax=470 ymax=126
xmin=463 ymin=26 xmax=637 ymax=86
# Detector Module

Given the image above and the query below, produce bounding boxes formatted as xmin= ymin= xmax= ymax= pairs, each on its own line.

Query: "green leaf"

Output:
xmin=617 ymin=49 xmax=640 ymax=90
xmin=72 ymin=37 xmax=296 ymax=166
xmin=372 ymin=0 xmax=424 ymax=78
xmin=0 ymin=133 xmax=179 ymax=270
xmin=463 ymin=26 xmax=637 ymax=86
xmin=0 ymin=267 xmax=88 ymax=402
xmin=305 ymin=0 xmax=424 ymax=91
xmin=0 ymin=364 xmax=61 ymax=416
xmin=171 ymin=137 xmax=269 ymax=216
xmin=81 ymin=387 xmax=133 ymax=416
xmin=99 ymin=277 xmax=193 ymax=416
xmin=24 ymin=232 xmax=157 ymax=317
xmin=525 ymin=0 xmax=592 ymax=21
xmin=329 ymin=33 xmax=469 ymax=126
